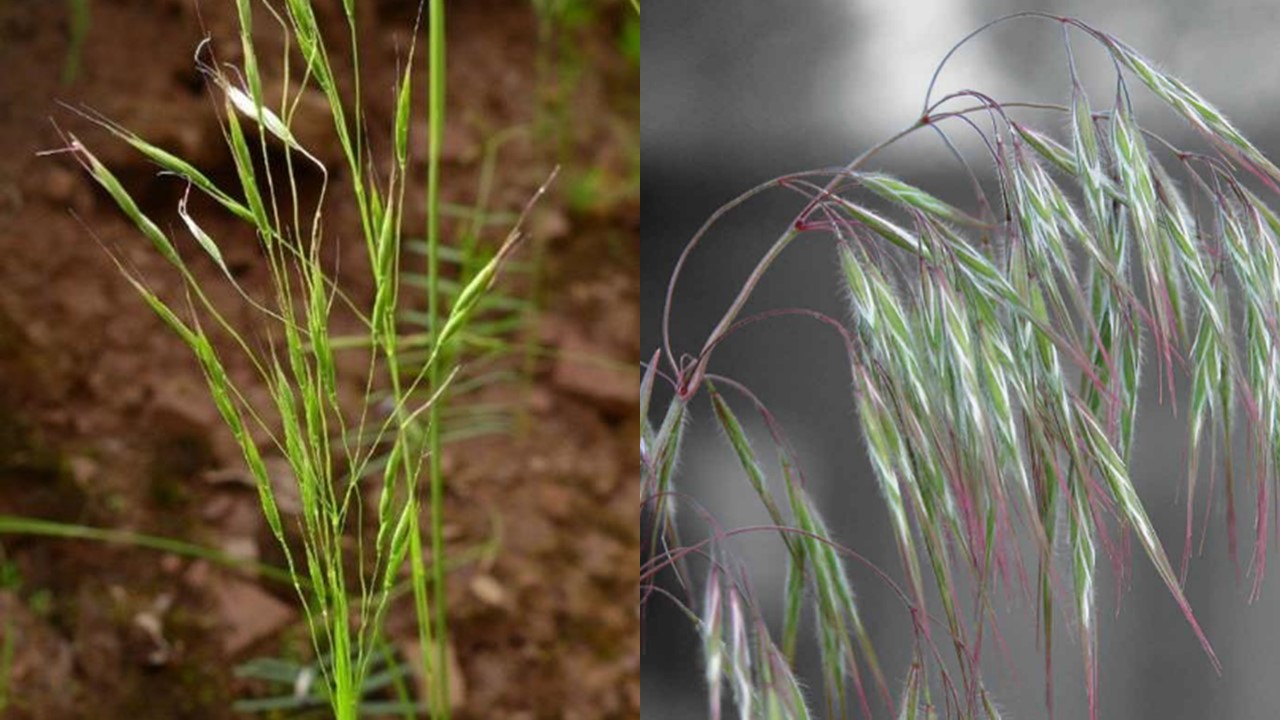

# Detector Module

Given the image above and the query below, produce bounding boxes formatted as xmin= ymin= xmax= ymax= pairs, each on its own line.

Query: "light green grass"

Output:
xmin=645 ymin=14 xmax=1280 ymax=720
xmin=0 ymin=514 xmax=293 ymax=583
xmin=53 ymin=1 xmax=545 ymax=717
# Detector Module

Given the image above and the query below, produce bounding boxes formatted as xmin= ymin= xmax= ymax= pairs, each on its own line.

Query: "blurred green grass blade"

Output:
xmin=0 ymin=515 xmax=293 ymax=584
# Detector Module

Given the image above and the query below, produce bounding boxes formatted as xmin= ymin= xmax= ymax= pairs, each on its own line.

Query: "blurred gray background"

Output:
xmin=642 ymin=1 xmax=1280 ymax=718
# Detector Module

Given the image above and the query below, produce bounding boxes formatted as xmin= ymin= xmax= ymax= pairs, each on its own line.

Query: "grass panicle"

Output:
xmin=644 ymin=13 xmax=1280 ymax=720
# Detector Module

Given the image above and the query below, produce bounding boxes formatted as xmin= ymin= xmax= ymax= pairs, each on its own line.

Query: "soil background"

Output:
xmin=0 ymin=1 xmax=638 ymax=718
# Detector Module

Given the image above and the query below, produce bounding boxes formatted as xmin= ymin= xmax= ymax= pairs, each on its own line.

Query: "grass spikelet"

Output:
xmin=224 ymin=81 xmax=322 ymax=168
xmin=793 ymin=488 xmax=883 ymax=717
xmin=703 ymin=567 xmax=726 ymax=720
xmin=829 ymin=196 xmax=930 ymax=259
xmin=640 ymin=348 xmax=661 ymax=468
xmin=1013 ymin=122 xmax=1077 ymax=177
xmin=177 ymin=187 xmax=230 ymax=277
xmin=67 ymin=136 xmax=182 ymax=267
xmin=1015 ymin=121 xmax=1126 ymax=203
xmin=1111 ymin=92 xmax=1183 ymax=355
xmin=1074 ymin=403 xmax=1221 ymax=672
xmin=727 ymin=587 xmax=754 ymax=720
xmin=705 ymin=373 xmax=889 ymax=715
xmin=705 ymin=379 xmax=811 ymax=664
xmin=857 ymin=172 xmax=985 ymax=227
xmin=1068 ymin=487 xmax=1098 ymax=718
xmin=76 ymin=107 xmax=256 ymax=223
xmin=764 ymin=645 xmax=814 ymax=720
xmin=856 ymin=375 xmax=924 ymax=605
xmin=1090 ymin=31 xmax=1280 ymax=187
xmin=1153 ymin=158 xmax=1217 ymax=335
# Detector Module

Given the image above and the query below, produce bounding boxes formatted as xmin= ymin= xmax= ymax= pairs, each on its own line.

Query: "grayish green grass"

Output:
xmin=644 ymin=13 xmax=1280 ymax=720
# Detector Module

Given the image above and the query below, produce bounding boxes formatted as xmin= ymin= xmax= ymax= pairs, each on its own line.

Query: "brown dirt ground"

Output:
xmin=0 ymin=1 xmax=637 ymax=718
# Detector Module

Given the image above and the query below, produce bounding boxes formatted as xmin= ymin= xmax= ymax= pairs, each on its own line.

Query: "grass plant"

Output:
xmin=644 ymin=14 xmax=1280 ymax=719
xmin=47 ymin=1 xmax=546 ymax=717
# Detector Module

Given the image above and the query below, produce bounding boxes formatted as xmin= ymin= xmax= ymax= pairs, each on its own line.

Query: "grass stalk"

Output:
xmin=417 ymin=0 xmax=451 ymax=716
